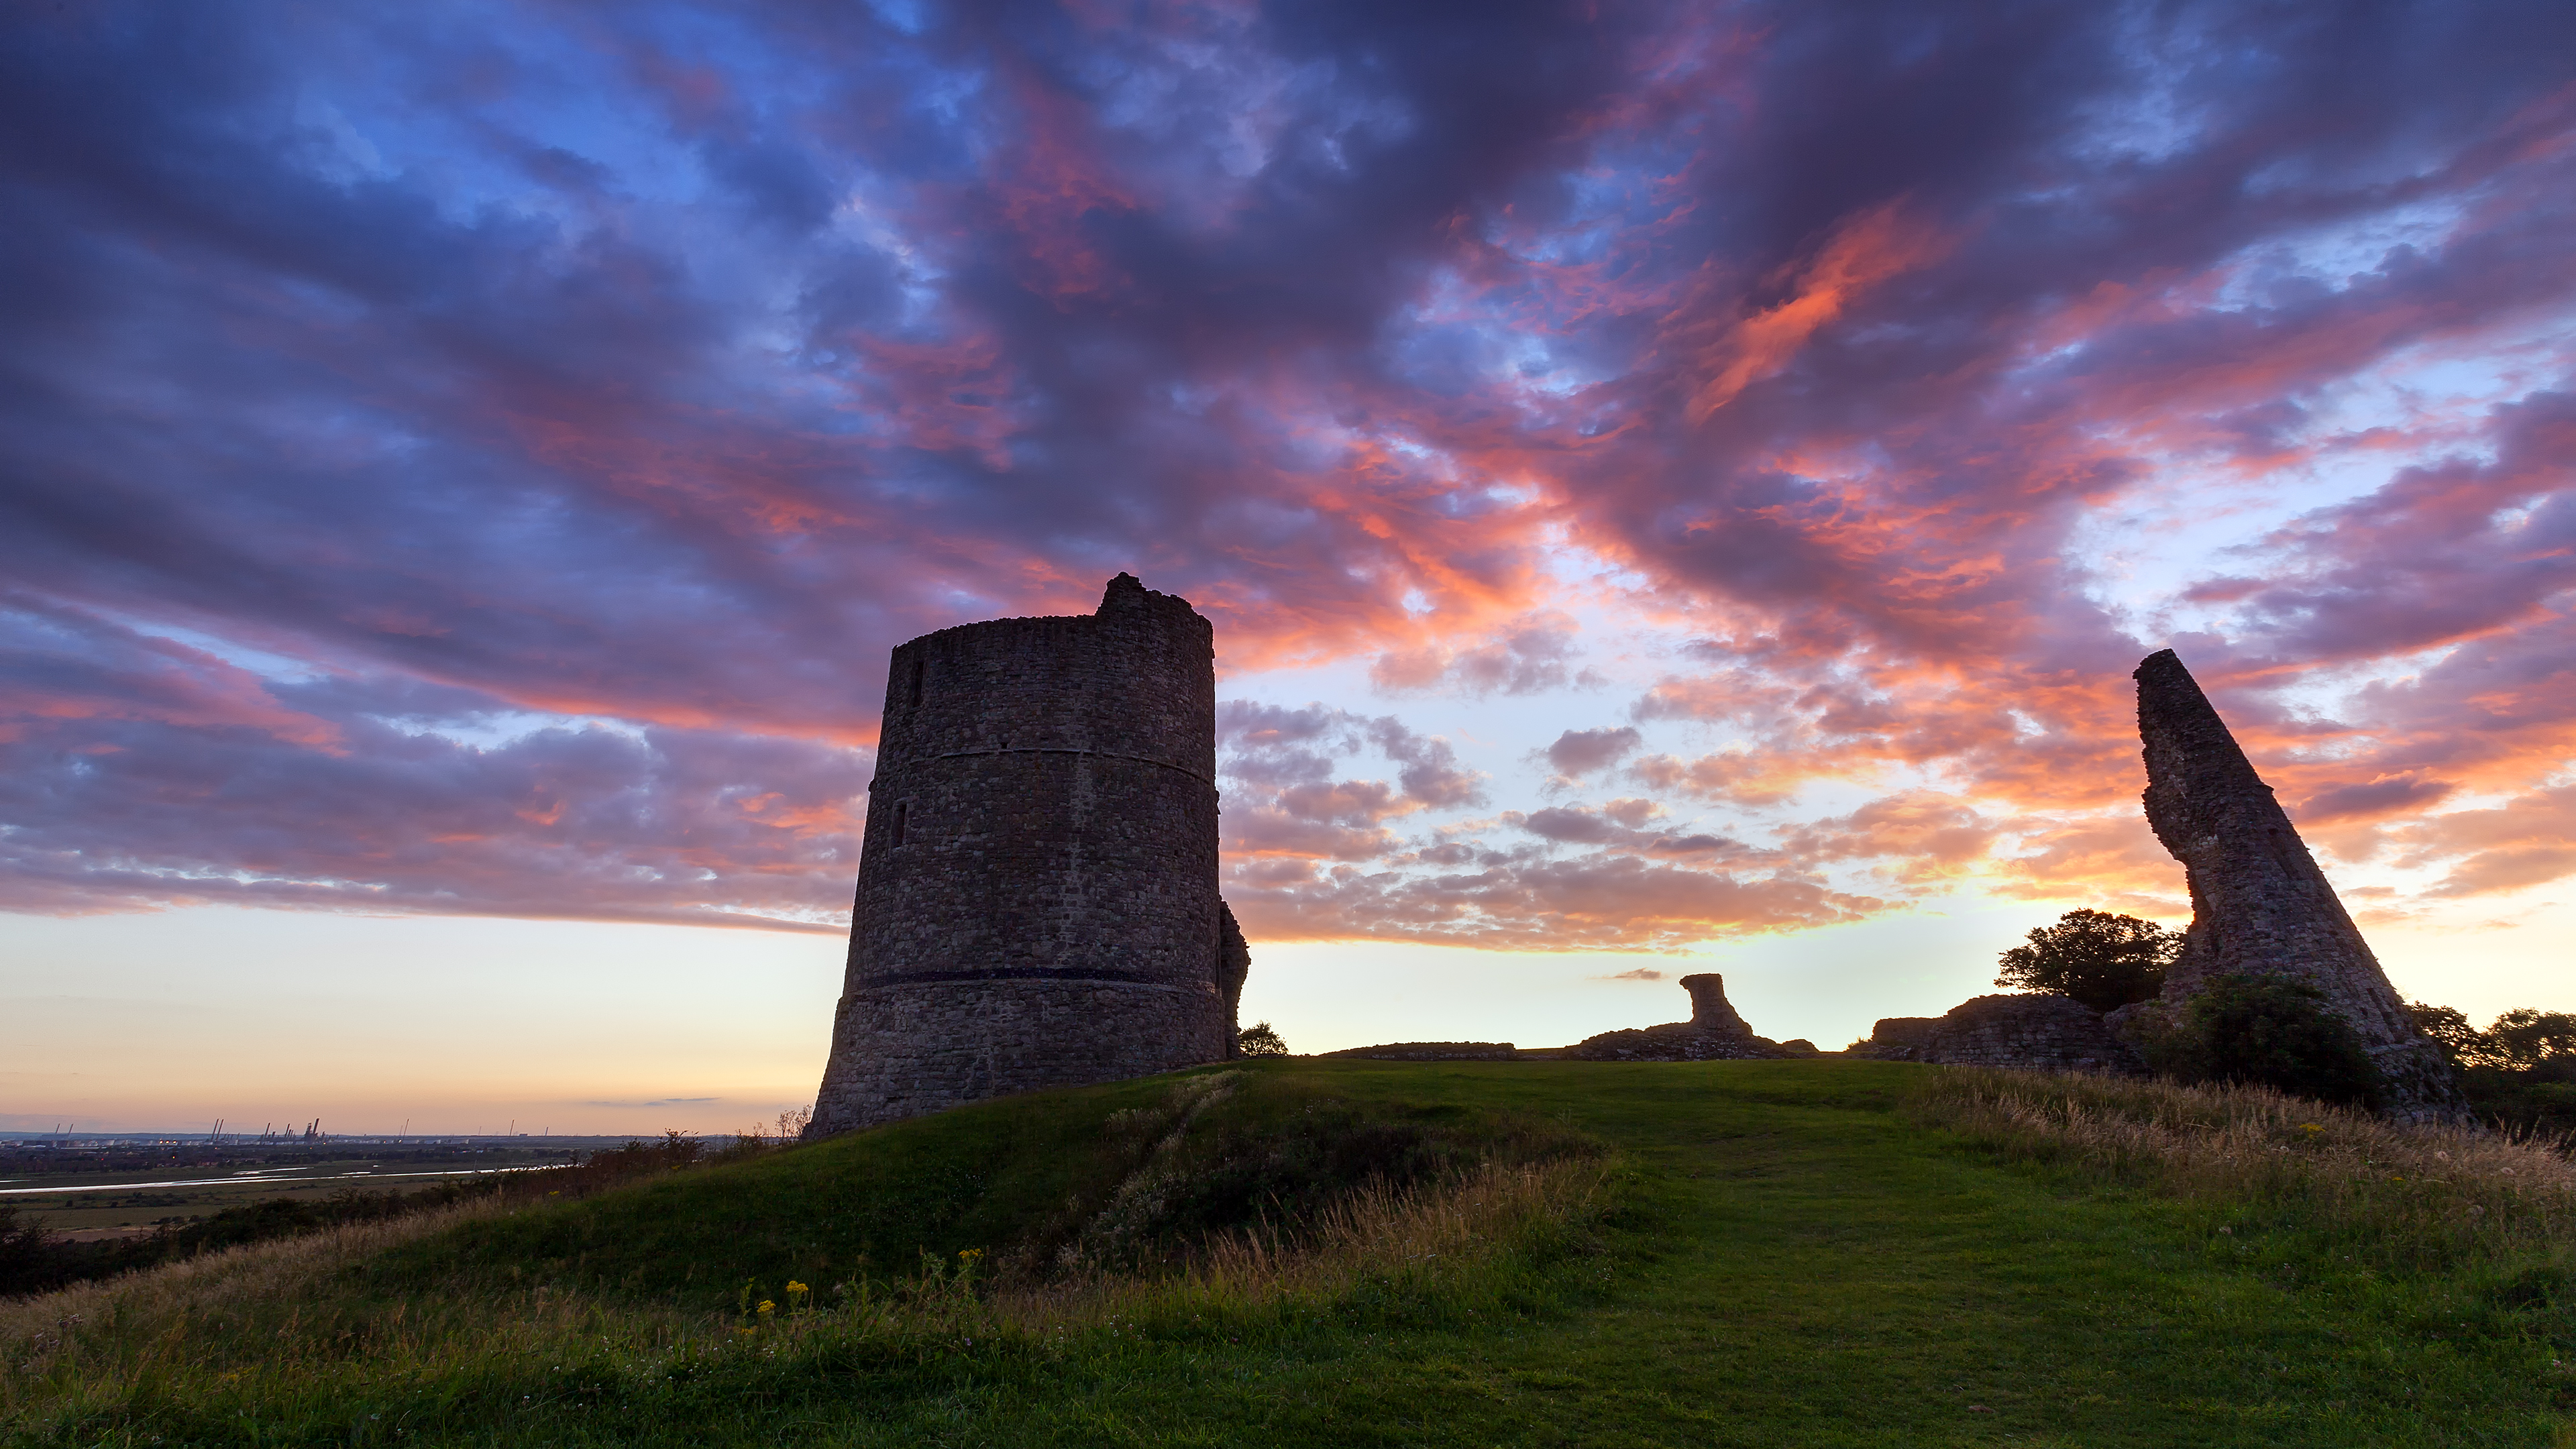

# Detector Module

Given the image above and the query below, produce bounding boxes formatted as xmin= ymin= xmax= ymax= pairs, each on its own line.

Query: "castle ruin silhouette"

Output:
xmin=806 ymin=574 xmax=1247 ymax=1136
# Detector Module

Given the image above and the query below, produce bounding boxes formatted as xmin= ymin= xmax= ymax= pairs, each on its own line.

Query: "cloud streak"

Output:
xmin=2 ymin=0 xmax=2571 ymax=945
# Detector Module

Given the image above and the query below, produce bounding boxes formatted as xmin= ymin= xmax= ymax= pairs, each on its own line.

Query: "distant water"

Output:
xmin=0 ymin=1164 xmax=562 ymax=1196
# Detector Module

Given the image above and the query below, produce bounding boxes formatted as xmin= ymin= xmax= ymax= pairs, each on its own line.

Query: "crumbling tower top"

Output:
xmin=1679 ymin=973 xmax=1754 ymax=1036
xmin=805 ymin=574 xmax=1238 ymax=1136
xmin=2133 ymin=649 xmax=2466 ymax=1122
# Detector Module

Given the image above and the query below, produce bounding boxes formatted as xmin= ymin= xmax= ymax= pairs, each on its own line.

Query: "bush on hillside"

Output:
xmin=1236 ymin=1021 xmax=1290 ymax=1057
xmin=2164 ymin=975 xmax=2381 ymax=1110
xmin=1994 ymin=909 xmax=2180 ymax=1011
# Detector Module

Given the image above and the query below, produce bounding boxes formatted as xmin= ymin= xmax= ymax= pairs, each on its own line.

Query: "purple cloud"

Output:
xmin=2 ymin=0 xmax=2572 ymax=940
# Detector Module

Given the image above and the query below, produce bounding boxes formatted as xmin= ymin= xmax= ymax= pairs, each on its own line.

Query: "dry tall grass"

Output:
xmin=0 ymin=1144 xmax=1603 ymax=1437
xmin=0 ymin=1193 xmax=717 ymax=1428
xmin=1008 ymin=1157 xmax=1603 ymax=1328
xmin=1906 ymin=1067 xmax=2576 ymax=1274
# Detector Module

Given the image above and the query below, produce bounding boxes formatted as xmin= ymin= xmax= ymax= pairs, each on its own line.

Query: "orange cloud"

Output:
xmin=1686 ymin=201 xmax=1950 ymax=421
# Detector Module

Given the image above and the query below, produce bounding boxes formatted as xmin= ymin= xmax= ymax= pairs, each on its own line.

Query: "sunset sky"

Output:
xmin=5 ymin=1 xmax=2573 ymax=1135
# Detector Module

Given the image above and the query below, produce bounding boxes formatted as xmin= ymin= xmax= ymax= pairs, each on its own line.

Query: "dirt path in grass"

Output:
xmin=801 ymin=1060 xmax=2561 ymax=1449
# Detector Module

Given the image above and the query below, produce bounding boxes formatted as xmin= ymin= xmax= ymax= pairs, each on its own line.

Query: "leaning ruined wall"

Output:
xmin=807 ymin=575 xmax=1232 ymax=1135
xmin=2134 ymin=649 xmax=2467 ymax=1122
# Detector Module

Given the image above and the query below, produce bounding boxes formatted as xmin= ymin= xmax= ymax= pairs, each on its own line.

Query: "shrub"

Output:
xmin=1237 ymin=1020 xmax=1290 ymax=1057
xmin=2166 ymin=975 xmax=2381 ymax=1110
xmin=1994 ymin=909 xmax=2180 ymax=1011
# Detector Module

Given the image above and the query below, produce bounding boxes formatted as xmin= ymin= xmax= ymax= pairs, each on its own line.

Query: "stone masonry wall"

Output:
xmin=2134 ymin=650 xmax=2467 ymax=1122
xmin=1849 ymin=996 xmax=2144 ymax=1074
xmin=807 ymin=575 xmax=1236 ymax=1135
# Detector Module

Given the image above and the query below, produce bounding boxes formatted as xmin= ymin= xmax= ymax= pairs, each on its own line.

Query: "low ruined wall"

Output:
xmin=1852 ymin=995 xmax=2144 ymax=1076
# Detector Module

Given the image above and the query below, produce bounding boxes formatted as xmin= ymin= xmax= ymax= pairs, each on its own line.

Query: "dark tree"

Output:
xmin=2405 ymin=1002 xmax=2483 ymax=1065
xmin=2484 ymin=1008 xmax=2576 ymax=1073
xmin=1994 ymin=909 xmax=2181 ymax=1011
xmin=2404 ymin=1002 xmax=2576 ymax=1134
xmin=2404 ymin=1004 xmax=2576 ymax=1073
xmin=1236 ymin=1021 xmax=1290 ymax=1057
xmin=2173 ymin=975 xmax=2381 ymax=1109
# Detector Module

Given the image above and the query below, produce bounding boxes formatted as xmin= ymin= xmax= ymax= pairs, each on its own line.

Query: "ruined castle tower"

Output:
xmin=2133 ymin=649 xmax=2466 ymax=1122
xmin=1680 ymin=973 xmax=1754 ymax=1035
xmin=806 ymin=574 xmax=1245 ymax=1136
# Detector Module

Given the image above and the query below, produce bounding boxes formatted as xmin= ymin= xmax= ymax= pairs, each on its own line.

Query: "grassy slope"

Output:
xmin=1049 ymin=1059 xmax=2556 ymax=1449
xmin=368 ymin=1069 xmax=1185 ymax=1307
xmin=11 ymin=1059 xmax=2571 ymax=1448
xmin=366 ymin=1067 xmax=1540 ymax=1309
xmin=1230 ymin=1061 xmax=2560 ymax=1448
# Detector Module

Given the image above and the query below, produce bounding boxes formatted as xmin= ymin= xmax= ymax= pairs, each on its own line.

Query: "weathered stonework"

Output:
xmin=1568 ymin=973 xmax=1794 ymax=1061
xmin=1682 ymin=973 xmax=1753 ymax=1034
xmin=806 ymin=575 xmax=1240 ymax=1136
xmin=2133 ymin=649 xmax=2467 ymax=1122
xmin=1852 ymin=995 xmax=2144 ymax=1075
xmin=1847 ymin=1018 xmax=1939 ymax=1059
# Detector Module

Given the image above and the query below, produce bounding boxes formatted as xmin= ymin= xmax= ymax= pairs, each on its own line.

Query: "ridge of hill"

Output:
xmin=5 ymin=1059 xmax=2571 ymax=1447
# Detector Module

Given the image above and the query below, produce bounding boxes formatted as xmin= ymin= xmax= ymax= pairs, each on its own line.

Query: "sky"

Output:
xmin=4 ymin=0 xmax=2574 ymax=1136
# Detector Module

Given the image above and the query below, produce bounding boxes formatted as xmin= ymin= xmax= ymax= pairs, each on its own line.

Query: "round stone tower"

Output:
xmin=806 ymin=574 xmax=1245 ymax=1136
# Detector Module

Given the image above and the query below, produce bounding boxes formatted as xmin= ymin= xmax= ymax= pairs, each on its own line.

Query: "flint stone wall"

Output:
xmin=2134 ymin=650 xmax=2467 ymax=1122
xmin=1848 ymin=1017 xmax=1939 ymax=1058
xmin=1854 ymin=994 xmax=2145 ymax=1075
xmin=1570 ymin=973 xmax=1793 ymax=1061
xmin=807 ymin=575 xmax=1238 ymax=1136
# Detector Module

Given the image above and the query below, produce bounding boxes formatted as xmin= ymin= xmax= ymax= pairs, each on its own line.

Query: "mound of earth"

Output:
xmin=1322 ymin=1042 xmax=1527 ymax=1061
xmin=1567 ymin=1022 xmax=1796 ymax=1061
xmin=1567 ymin=971 xmax=1799 ymax=1061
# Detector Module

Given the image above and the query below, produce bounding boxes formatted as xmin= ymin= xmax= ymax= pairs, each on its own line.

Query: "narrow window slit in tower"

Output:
xmin=908 ymin=658 xmax=925 ymax=710
xmin=892 ymin=800 xmax=910 ymax=847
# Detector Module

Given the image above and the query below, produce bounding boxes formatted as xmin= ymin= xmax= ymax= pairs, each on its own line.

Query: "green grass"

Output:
xmin=6 ymin=1059 xmax=2571 ymax=1446
xmin=368 ymin=1070 xmax=1190 ymax=1309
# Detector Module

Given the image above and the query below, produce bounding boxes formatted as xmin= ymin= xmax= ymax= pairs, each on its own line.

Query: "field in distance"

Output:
xmin=0 ymin=1141 xmax=622 ymax=1238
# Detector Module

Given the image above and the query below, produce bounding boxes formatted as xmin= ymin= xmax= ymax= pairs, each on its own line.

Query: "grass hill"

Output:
xmin=4 ymin=1059 xmax=2572 ymax=1447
